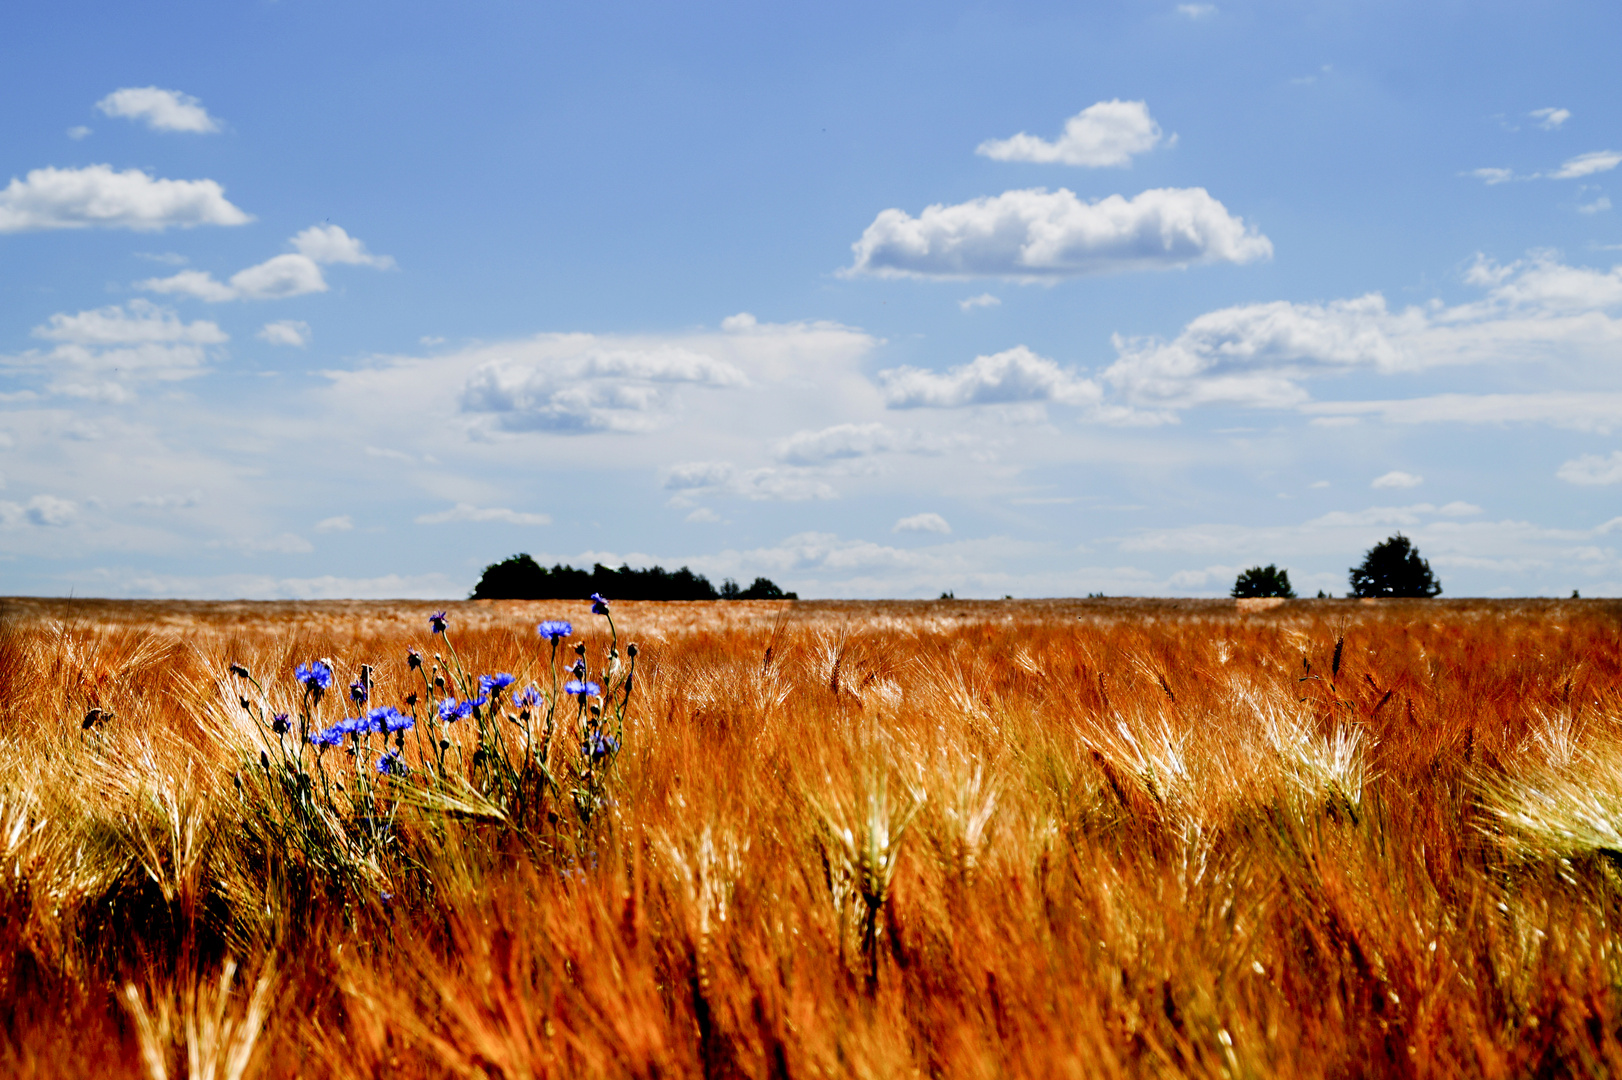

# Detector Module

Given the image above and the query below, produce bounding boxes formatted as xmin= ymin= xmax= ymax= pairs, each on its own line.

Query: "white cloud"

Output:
xmin=975 ymin=100 xmax=1166 ymax=168
xmin=291 ymin=224 xmax=396 ymax=269
xmin=1176 ymin=3 xmax=1217 ymax=17
xmin=845 ymin=186 xmax=1271 ymax=280
xmin=685 ymin=507 xmax=721 ymax=523
xmin=5 ymin=300 xmax=228 ymax=398
xmin=882 ymin=346 xmax=1104 ymax=410
xmin=0 ymin=165 xmax=251 ymax=233
xmin=1557 ymin=451 xmax=1622 ymax=485
xmin=314 ymin=514 xmax=354 ymax=532
xmin=663 ymin=461 xmax=837 ymax=501
xmin=773 ymin=422 xmax=949 ymax=464
xmin=1468 ymin=167 xmax=1516 ymax=185
xmin=461 ymin=345 xmax=748 ymax=433
xmin=1105 ymin=254 xmax=1622 ymax=410
xmin=959 ymin=293 xmax=1001 ymax=311
xmin=414 ymin=503 xmax=552 ymax=525
xmin=136 ymin=224 xmax=392 ymax=302
xmin=140 ymin=254 xmax=327 ymax=302
xmin=1579 ymin=196 xmax=1612 ymax=215
xmin=258 ymin=320 xmax=311 ymax=347
xmin=66 ymin=126 xmax=92 ymax=140
xmin=894 ymin=512 xmax=952 ymax=534
xmin=1551 ymin=151 xmax=1622 ymax=180
xmin=32 ymin=299 xmax=227 ymax=347
xmin=1371 ymin=470 xmax=1423 ymax=489
xmin=0 ymin=494 xmax=78 ymax=528
xmin=1530 ymin=107 xmax=1571 ymax=130
xmin=96 ymin=87 xmax=222 ymax=133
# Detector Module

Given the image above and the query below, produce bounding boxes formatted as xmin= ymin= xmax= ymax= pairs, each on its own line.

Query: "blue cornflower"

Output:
xmin=310 ymin=724 xmax=346 ymax=749
xmin=377 ymin=750 xmax=406 ymax=776
xmin=589 ymin=593 xmax=609 ymax=615
xmin=479 ymin=673 xmax=516 ymax=699
xmin=295 ymin=661 xmax=332 ymax=691
xmin=349 ymin=680 xmax=368 ymax=706
xmin=586 ymin=730 xmax=619 ymax=760
xmin=429 ymin=610 xmax=448 ymax=634
xmin=368 ymin=705 xmax=414 ymax=734
xmin=537 ymin=620 xmax=573 ymax=641
xmin=564 ymin=679 xmax=601 ymax=697
xmin=514 ymin=685 xmax=543 ymax=707
xmin=438 ymin=699 xmax=478 ymax=723
xmin=271 ymin=713 xmax=290 ymax=735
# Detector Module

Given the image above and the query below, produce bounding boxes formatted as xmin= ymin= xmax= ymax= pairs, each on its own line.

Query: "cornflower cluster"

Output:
xmin=226 ymin=595 xmax=638 ymax=878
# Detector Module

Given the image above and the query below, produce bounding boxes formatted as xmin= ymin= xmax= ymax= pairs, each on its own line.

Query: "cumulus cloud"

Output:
xmin=67 ymin=126 xmax=92 ymax=140
xmin=772 ymin=422 xmax=949 ymax=464
xmin=258 ymin=320 xmax=311 ymax=347
xmin=140 ymin=254 xmax=326 ymax=301
xmin=291 ymin=224 xmax=396 ymax=269
xmin=1557 ymin=451 xmax=1622 ymax=485
xmin=462 ymin=346 xmax=747 ymax=433
xmin=894 ymin=512 xmax=951 ymax=534
xmin=5 ymin=299 xmax=228 ymax=399
xmin=880 ymin=346 xmax=1103 ymax=409
xmin=415 ymin=503 xmax=552 ymax=525
xmin=1176 ymin=3 xmax=1217 ymax=16
xmin=846 ymin=186 xmax=1271 ymax=280
xmin=0 ymin=494 xmax=78 ymax=528
xmin=663 ymin=461 xmax=836 ymax=501
xmin=0 ymin=165 xmax=251 ymax=233
xmin=315 ymin=515 xmax=354 ymax=532
xmin=975 ymin=100 xmax=1166 ymax=167
xmin=1105 ymin=254 xmax=1622 ymax=410
xmin=137 ymin=224 xmax=391 ymax=302
xmin=1371 ymin=470 xmax=1423 ymax=489
xmin=959 ymin=293 xmax=1001 ymax=311
xmin=1530 ymin=107 xmax=1571 ymax=130
xmin=1468 ymin=167 xmax=1516 ymax=185
xmin=96 ymin=87 xmax=222 ymax=133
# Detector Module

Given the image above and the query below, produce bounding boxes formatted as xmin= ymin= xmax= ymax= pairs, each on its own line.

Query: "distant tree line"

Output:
xmin=470 ymin=553 xmax=797 ymax=601
xmin=1231 ymin=533 xmax=1443 ymax=600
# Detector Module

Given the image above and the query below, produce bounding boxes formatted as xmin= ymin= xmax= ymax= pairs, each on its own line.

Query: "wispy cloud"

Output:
xmin=893 ymin=512 xmax=951 ymax=534
xmin=414 ymin=503 xmax=552 ymax=525
xmin=1529 ymin=107 xmax=1571 ymax=130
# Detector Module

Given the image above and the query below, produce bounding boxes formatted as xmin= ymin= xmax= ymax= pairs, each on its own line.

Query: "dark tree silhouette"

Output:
xmin=1231 ymin=564 xmax=1296 ymax=599
xmin=1348 ymin=534 xmax=1442 ymax=598
xmin=469 ymin=555 xmax=795 ymax=601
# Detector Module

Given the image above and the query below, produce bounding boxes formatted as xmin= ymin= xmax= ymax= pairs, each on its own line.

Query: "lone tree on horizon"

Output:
xmin=1231 ymin=564 xmax=1296 ymax=599
xmin=1349 ymin=533 xmax=1442 ymax=598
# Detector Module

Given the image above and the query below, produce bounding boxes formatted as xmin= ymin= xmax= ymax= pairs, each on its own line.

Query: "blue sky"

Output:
xmin=2 ymin=0 xmax=1619 ymax=599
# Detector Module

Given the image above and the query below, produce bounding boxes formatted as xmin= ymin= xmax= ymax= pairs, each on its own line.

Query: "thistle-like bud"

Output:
xmin=229 ymin=662 xmax=250 ymax=679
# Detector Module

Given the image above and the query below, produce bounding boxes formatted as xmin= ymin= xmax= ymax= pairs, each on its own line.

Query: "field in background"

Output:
xmin=3 ymin=595 xmax=1622 ymax=1078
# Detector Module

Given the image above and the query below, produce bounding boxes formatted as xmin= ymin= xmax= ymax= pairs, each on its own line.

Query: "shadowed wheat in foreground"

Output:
xmin=2 ymin=595 xmax=1621 ymax=1078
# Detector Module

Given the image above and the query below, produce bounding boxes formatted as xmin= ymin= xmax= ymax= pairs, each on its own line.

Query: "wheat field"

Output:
xmin=2 ymin=594 xmax=1621 ymax=1078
